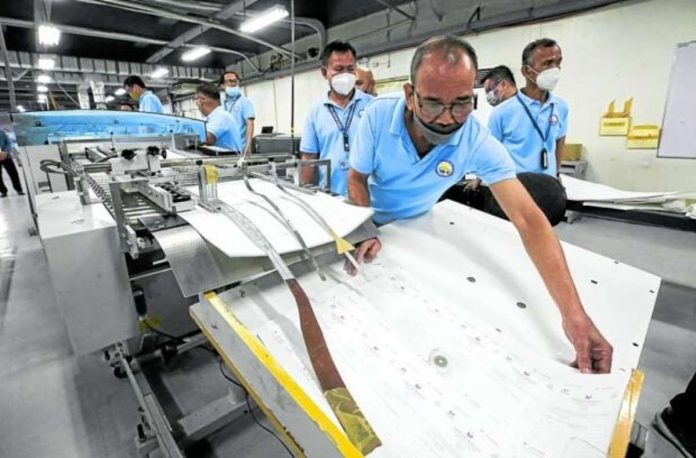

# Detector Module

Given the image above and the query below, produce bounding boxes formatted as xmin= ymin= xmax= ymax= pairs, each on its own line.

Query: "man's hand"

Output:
xmin=0 ymin=151 xmax=7 ymax=161
xmin=563 ymin=315 xmax=613 ymax=374
xmin=344 ymin=237 xmax=382 ymax=276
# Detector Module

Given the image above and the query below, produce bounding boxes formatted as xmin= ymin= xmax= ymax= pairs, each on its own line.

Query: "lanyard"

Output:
xmin=515 ymin=94 xmax=555 ymax=169
xmin=226 ymin=96 xmax=239 ymax=112
xmin=326 ymin=102 xmax=357 ymax=152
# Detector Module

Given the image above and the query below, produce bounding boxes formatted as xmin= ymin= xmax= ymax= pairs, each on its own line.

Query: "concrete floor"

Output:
xmin=1 ymin=190 xmax=695 ymax=457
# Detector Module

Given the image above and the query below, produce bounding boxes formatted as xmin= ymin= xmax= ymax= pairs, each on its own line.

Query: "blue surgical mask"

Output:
xmin=225 ymin=86 xmax=241 ymax=98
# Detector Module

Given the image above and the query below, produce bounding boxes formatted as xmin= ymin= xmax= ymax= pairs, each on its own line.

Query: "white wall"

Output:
xmin=243 ymin=0 xmax=696 ymax=191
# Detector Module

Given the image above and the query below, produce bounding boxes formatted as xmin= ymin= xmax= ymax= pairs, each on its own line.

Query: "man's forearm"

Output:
xmin=517 ymin=210 xmax=586 ymax=320
xmin=555 ymin=137 xmax=566 ymax=175
xmin=348 ymin=173 xmax=370 ymax=207
xmin=300 ymin=153 xmax=317 ymax=186
xmin=244 ymin=120 xmax=254 ymax=155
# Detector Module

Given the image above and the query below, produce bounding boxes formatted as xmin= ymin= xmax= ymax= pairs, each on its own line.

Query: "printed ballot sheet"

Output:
xmin=212 ymin=201 xmax=659 ymax=457
xmin=181 ymin=179 xmax=373 ymax=257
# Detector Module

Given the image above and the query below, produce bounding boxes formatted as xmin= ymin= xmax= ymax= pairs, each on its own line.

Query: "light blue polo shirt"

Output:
xmin=488 ymin=90 xmax=568 ymax=177
xmin=300 ymin=89 xmax=374 ymax=195
xmin=206 ymin=105 xmax=243 ymax=152
xmin=351 ymin=94 xmax=517 ymax=224
xmin=139 ymin=90 xmax=164 ymax=114
xmin=223 ymin=94 xmax=255 ymax=151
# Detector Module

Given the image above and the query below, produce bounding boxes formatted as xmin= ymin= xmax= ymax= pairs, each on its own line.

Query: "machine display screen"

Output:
xmin=11 ymin=110 xmax=207 ymax=146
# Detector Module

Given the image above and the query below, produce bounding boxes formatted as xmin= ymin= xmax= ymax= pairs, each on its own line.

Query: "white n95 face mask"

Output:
xmin=331 ymin=72 xmax=356 ymax=96
xmin=534 ymin=67 xmax=561 ymax=92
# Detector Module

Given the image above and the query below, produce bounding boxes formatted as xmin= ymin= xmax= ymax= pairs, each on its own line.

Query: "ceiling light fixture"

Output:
xmin=105 ymin=95 xmax=115 ymax=102
xmin=240 ymin=5 xmax=289 ymax=33
xmin=17 ymin=105 xmax=26 ymax=112
xmin=38 ymin=57 xmax=55 ymax=70
xmin=36 ymin=74 xmax=52 ymax=84
xmin=37 ymin=85 xmax=49 ymax=93
xmin=150 ymin=67 xmax=169 ymax=79
xmin=38 ymin=94 xmax=48 ymax=103
xmin=38 ymin=24 xmax=61 ymax=46
xmin=182 ymin=47 xmax=211 ymax=62
xmin=115 ymin=88 xmax=126 ymax=96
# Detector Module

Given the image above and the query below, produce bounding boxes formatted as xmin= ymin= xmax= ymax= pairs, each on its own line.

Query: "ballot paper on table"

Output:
xmin=210 ymin=201 xmax=659 ymax=457
xmin=181 ymin=179 xmax=373 ymax=257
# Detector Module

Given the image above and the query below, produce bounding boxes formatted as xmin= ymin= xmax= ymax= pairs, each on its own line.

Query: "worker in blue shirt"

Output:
xmin=195 ymin=83 xmax=243 ymax=152
xmin=219 ymin=71 xmax=256 ymax=157
xmin=0 ymin=128 xmax=24 ymax=197
xmin=488 ymin=38 xmax=568 ymax=179
xmin=300 ymin=40 xmax=374 ymax=196
xmin=348 ymin=35 xmax=612 ymax=375
xmin=124 ymin=75 xmax=164 ymax=114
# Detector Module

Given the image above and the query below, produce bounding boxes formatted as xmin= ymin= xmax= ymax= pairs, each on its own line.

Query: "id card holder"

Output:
xmin=540 ymin=148 xmax=548 ymax=169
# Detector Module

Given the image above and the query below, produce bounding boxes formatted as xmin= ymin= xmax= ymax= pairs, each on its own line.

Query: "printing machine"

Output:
xmin=11 ymin=109 xmax=376 ymax=457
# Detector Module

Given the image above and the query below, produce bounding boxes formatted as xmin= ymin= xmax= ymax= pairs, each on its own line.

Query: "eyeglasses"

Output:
xmin=484 ymin=81 xmax=502 ymax=94
xmin=224 ymin=79 xmax=240 ymax=87
xmin=413 ymin=89 xmax=473 ymax=120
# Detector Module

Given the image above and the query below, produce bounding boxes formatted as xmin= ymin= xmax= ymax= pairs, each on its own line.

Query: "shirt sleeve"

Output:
xmin=487 ymin=107 xmax=504 ymax=141
xmin=140 ymin=94 xmax=162 ymax=113
xmin=300 ymin=109 xmax=319 ymax=154
xmin=474 ymin=135 xmax=517 ymax=185
xmin=349 ymin=106 xmax=377 ymax=175
xmin=206 ymin=113 xmax=227 ymax=140
xmin=242 ymin=98 xmax=256 ymax=120
xmin=558 ymin=101 xmax=569 ymax=138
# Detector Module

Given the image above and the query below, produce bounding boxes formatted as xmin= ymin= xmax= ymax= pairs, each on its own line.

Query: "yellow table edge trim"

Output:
xmin=190 ymin=310 xmax=306 ymax=457
xmin=607 ymin=369 xmax=645 ymax=458
xmin=203 ymin=291 xmax=363 ymax=458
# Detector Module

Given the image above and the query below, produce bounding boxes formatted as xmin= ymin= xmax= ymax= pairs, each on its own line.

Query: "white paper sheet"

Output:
xmin=180 ymin=179 xmax=373 ymax=257
xmin=215 ymin=201 xmax=659 ymax=457
xmin=563 ymin=175 xmax=674 ymax=202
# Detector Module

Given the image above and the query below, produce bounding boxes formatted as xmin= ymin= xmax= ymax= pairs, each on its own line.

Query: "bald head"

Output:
xmin=356 ymin=66 xmax=376 ymax=96
xmin=410 ymin=35 xmax=478 ymax=86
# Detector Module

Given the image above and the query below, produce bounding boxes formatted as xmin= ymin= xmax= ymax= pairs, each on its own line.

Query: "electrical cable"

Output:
xmin=142 ymin=320 xmax=217 ymax=355
xmin=218 ymin=359 xmax=294 ymax=457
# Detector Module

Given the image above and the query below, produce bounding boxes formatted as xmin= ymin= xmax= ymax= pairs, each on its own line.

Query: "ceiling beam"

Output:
xmin=76 ymin=0 xmax=299 ymax=61
xmin=142 ymin=0 xmax=257 ymax=64
xmin=0 ymin=16 xmax=261 ymax=72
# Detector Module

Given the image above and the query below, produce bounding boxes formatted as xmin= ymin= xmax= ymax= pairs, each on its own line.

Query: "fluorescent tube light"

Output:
xmin=38 ymin=58 xmax=55 ymax=70
xmin=182 ymin=47 xmax=211 ymax=62
xmin=150 ymin=67 xmax=169 ymax=79
xmin=240 ymin=5 xmax=289 ymax=33
xmin=36 ymin=74 xmax=52 ymax=84
xmin=38 ymin=24 xmax=61 ymax=46
xmin=37 ymin=85 xmax=49 ymax=93
xmin=115 ymin=88 xmax=126 ymax=96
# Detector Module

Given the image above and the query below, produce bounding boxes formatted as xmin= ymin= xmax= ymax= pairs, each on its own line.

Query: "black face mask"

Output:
xmin=412 ymin=111 xmax=463 ymax=145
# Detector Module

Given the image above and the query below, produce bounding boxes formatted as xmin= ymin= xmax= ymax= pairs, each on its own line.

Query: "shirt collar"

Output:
xmin=208 ymin=105 xmax=224 ymax=119
xmin=518 ymin=89 xmax=557 ymax=108
xmin=389 ymin=94 xmax=466 ymax=147
xmin=324 ymin=89 xmax=366 ymax=108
